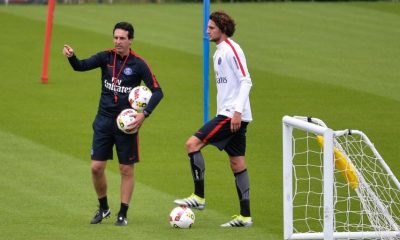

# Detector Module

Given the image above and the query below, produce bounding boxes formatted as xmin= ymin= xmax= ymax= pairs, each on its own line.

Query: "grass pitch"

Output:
xmin=0 ymin=2 xmax=399 ymax=239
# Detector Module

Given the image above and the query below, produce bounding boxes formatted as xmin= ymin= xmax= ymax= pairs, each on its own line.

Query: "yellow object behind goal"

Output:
xmin=316 ymin=135 xmax=359 ymax=189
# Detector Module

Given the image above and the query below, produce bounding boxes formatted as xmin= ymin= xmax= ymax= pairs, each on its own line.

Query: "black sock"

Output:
xmin=118 ymin=203 xmax=129 ymax=218
xmin=234 ymin=169 xmax=251 ymax=217
xmin=194 ymin=180 xmax=204 ymax=199
xmin=98 ymin=196 xmax=109 ymax=210
xmin=239 ymin=199 xmax=251 ymax=217
xmin=188 ymin=151 xmax=205 ymax=198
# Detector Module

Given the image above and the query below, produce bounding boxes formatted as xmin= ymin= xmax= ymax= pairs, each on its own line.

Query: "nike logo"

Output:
xmin=102 ymin=209 xmax=110 ymax=218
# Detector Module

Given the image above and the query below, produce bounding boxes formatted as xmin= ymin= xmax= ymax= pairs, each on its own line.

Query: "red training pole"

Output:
xmin=41 ymin=0 xmax=56 ymax=84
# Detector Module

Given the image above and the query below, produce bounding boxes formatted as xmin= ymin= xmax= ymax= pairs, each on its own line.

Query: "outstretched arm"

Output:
xmin=62 ymin=44 xmax=103 ymax=71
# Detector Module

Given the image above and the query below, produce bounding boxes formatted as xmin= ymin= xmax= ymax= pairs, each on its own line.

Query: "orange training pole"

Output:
xmin=41 ymin=0 xmax=55 ymax=84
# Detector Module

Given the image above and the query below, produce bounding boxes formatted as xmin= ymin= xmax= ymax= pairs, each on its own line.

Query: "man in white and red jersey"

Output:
xmin=174 ymin=11 xmax=253 ymax=227
xmin=63 ymin=22 xmax=163 ymax=226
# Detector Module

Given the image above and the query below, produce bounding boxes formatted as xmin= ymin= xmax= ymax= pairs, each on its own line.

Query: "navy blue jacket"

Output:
xmin=68 ymin=49 xmax=163 ymax=118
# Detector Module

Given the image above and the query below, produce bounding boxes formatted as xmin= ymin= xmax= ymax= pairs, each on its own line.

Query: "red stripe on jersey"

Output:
xmin=224 ymin=39 xmax=246 ymax=77
xmin=130 ymin=50 xmax=159 ymax=88
xmin=203 ymin=117 xmax=231 ymax=143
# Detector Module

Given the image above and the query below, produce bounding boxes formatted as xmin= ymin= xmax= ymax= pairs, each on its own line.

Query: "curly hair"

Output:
xmin=209 ymin=11 xmax=236 ymax=37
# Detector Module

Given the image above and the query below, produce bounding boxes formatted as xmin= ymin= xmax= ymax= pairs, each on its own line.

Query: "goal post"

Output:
xmin=283 ymin=116 xmax=335 ymax=240
xmin=282 ymin=116 xmax=400 ymax=240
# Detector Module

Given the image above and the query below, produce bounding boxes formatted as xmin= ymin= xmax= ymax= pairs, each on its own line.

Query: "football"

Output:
xmin=129 ymin=86 xmax=152 ymax=112
xmin=116 ymin=108 xmax=138 ymax=134
xmin=169 ymin=206 xmax=195 ymax=229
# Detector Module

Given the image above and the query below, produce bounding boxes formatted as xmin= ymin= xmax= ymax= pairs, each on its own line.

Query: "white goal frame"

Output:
xmin=282 ymin=115 xmax=400 ymax=240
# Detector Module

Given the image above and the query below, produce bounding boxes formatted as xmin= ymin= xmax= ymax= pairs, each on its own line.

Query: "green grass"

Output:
xmin=0 ymin=2 xmax=399 ymax=239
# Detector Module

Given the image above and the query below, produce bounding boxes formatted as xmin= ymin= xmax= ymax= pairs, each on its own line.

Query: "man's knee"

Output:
xmin=185 ymin=136 xmax=204 ymax=153
xmin=119 ymin=164 xmax=134 ymax=177
xmin=229 ymin=156 xmax=247 ymax=172
xmin=91 ymin=161 xmax=106 ymax=176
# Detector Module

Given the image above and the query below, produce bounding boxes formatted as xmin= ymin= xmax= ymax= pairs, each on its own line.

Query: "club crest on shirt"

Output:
xmin=124 ymin=67 xmax=133 ymax=75
xmin=218 ymin=57 xmax=222 ymax=65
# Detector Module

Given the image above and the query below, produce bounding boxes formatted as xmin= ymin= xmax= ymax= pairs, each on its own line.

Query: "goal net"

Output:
xmin=283 ymin=116 xmax=400 ymax=240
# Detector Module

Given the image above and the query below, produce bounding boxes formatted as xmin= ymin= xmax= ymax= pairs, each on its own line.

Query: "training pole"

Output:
xmin=41 ymin=0 xmax=56 ymax=84
xmin=202 ymin=0 xmax=210 ymax=123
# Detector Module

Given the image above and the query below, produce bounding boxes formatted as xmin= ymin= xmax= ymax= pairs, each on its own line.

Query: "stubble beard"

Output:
xmin=116 ymin=46 xmax=129 ymax=57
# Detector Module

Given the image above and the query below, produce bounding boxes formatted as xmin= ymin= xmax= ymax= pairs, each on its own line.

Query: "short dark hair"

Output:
xmin=113 ymin=22 xmax=134 ymax=39
xmin=209 ymin=11 xmax=236 ymax=37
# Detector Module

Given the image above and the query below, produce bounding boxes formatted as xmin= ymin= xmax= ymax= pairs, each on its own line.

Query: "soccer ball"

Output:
xmin=116 ymin=108 xmax=138 ymax=134
xmin=129 ymin=86 xmax=152 ymax=112
xmin=169 ymin=206 xmax=195 ymax=229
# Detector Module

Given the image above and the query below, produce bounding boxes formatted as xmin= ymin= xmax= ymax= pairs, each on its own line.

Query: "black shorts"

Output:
xmin=194 ymin=115 xmax=249 ymax=157
xmin=91 ymin=114 xmax=139 ymax=165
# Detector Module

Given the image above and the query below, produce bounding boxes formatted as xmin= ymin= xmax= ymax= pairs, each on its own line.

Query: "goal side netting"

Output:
xmin=283 ymin=116 xmax=400 ymax=240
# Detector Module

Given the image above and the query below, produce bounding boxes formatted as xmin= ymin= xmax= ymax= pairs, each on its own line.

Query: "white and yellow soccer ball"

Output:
xmin=116 ymin=108 xmax=138 ymax=134
xmin=169 ymin=206 xmax=195 ymax=229
xmin=128 ymin=86 xmax=152 ymax=112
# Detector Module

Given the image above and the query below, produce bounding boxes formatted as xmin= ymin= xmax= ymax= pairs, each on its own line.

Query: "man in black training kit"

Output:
xmin=62 ymin=22 xmax=163 ymax=226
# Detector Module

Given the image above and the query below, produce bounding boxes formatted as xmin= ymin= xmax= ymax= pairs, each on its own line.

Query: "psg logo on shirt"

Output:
xmin=218 ymin=57 xmax=222 ymax=65
xmin=124 ymin=67 xmax=133 ymax=75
